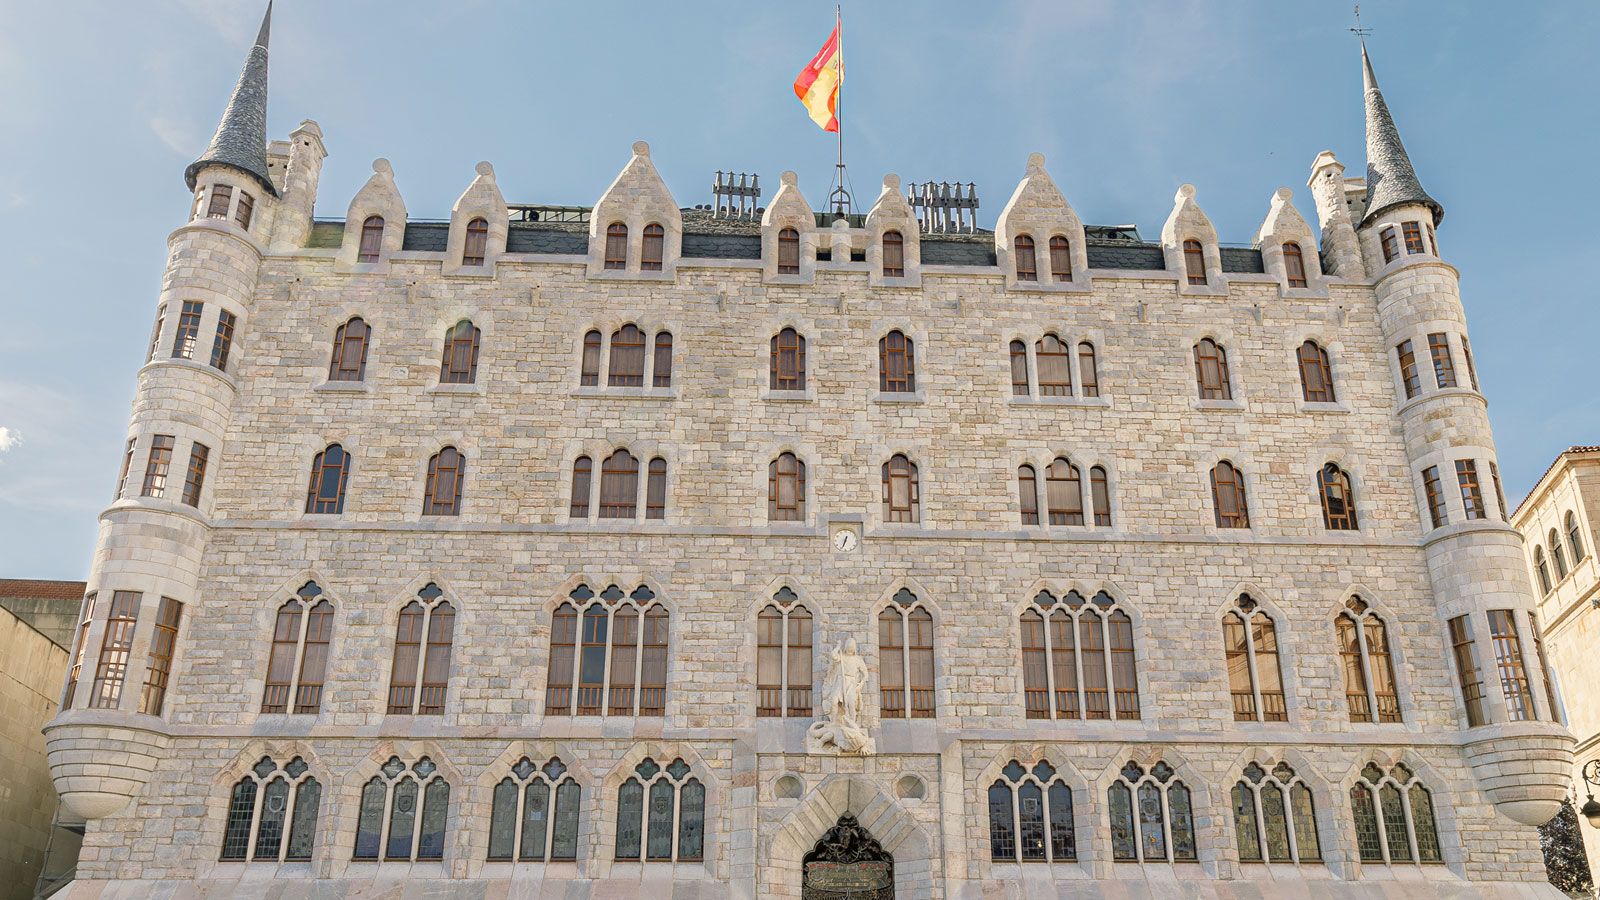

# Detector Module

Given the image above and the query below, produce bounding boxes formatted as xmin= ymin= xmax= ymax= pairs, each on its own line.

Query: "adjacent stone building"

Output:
xmin=42 ymin=8 xmax=1579 ymax=897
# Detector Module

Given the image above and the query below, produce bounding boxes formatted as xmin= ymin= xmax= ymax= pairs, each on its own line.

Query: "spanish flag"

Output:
xmin=794 ymin=21 xmax=841 ymax=132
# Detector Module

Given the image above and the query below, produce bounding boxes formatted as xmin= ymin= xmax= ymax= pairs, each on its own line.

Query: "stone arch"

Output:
xmin=763 ymin=773 xmax=936 ymax=898
xmin=471 ymin=740 xmax=596 ymax=874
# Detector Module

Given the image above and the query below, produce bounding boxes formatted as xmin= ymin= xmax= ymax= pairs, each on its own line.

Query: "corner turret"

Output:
xmin=1359 ymin=43 xmax=1441 ymax=228
xmin=184 ymin=2 xmax=276 ymax=197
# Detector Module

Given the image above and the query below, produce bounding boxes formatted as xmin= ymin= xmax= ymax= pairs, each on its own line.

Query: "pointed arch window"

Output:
xmin=1568 ymin=511 xmax=1585 ymax=563
xmin=358 ymin=215 xmax=384 ymax=263
xmin=1009 ymin=340 xmax=1029 ymax=396
xmin=609 ymin=324 xmax=646 ymax=386
xmin=354 ymin=756 xmax=451 ymax=861
xmin=1183 ymin=239 xmax=1206 ymax=284
xmin=1035 ymin=335 xmax=1072 ymax=396
xmin=487 ymin=757 xmax=580 ymax=862
xmin=651 ymin=331 xmax=672 ymax=387
xmin=261 ymin=582 xmax=333 ymax=714
xmin=463 ymin=217 xmax=489 ymax=266
xmin=878 ymin=587 xmax=935 ymax=718
xmin=1109 ymin=760 xmax=1197 ymax=862
xmin=386 ymin=585 xmax=455 ymax=716
xmin=1224 ymin=594 xmax=1287 ymax=722
xmin=1318 ymin=463 xmax=1358 ymax=530
xmin=545 ymin=583 xmax=668 ymax=717
xmin=305 ymin=444 xmax=351 ymax=514
xmin=1090 ymin=466 xmax=1112 ymax=527
xmin=439 ymin=320 xmax=481 ymax=384
xmin=646 ymin=457 xmax=667 ymax=520
xmin=1349 ymin=763 xmax=1442 ymax=864
xmin=1078 ymin=342 xmax=1099 ymax=397
xmin=777 ymin=227 xmax=801 ymax=274
xmin=879 ymin=330 xmax=915 ymax=393
xmin=1282 ymin=242 xmax=1308 ymax=287
xmin=615 ymin=757 xmax=704 ymax=862
xmin=1014 ymin=235 xmax=1037 ymax=281
xmin=769 ymin=452 xmax=807 ymax=521
xmin=1550 ymin=529 xmax=1569 ymax=580
xmin=882 ymin=454 xmax=920 ymax=523
xmin=1211 ymin=461 xmax=1250 ymax=528
xmin=604 ymin=222 xmax=628 ymax=270
xmin=1017 ymin=464 xmax=1039 ymax=525
xmin=1232 ymin=761 xmax=1320 ymax=863
xmin=1194 ymin=338 xmax=1232 ymax=400
xmin=1021 ymin=590 xmax=1140 ymax=721
xmin=221 ymin=756 xmax=321 ymax=862
xmin=1533 ymin=546 xmax=1553 ymax=594
xmin=640 ymin=223 xmax=665 ymax=271
xmin=599 ymin=449 xmax=640 ymax=519
xmin=771 ymin=328 xmax=806 ymax=390
xmin=882 ymin=230 xmax=904 ymax=277
xmin=757 ymin=587 xmax=813 ymax=717
xmin=988 ymin=759 xmax=1075 ymax=862
xmin=423 ymin=447 xmax=465 ymax=516
xmin=580 ymin=330 xmax=603 ymax=386
xmin=1298 ymin=340 xmax=1335 ymax=402
xmin=1049 ymin=235 xmax=1072 ymax=281
xmin=1338 ymin=596 xmax=1401 ymax=723
xmin=1045 ymin=457 xmax=1084 ymax=526
xmin=569 ymin=456 xmax=592 ymax=518
xmin=328 ymin=317 xmax=370 ymax=382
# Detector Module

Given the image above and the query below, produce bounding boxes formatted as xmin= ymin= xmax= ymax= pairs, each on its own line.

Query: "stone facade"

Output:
xmin=41 ymin=15 xmax=1579 ymax=900
xmin=0 ymin=589 xmax=76 ymax=899
xmin=1511 ymin=446 xmax=1600 ymax=884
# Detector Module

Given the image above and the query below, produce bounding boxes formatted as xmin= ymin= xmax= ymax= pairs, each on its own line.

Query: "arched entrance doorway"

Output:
xmin=801 ymin=813 xmax=894 ymax=899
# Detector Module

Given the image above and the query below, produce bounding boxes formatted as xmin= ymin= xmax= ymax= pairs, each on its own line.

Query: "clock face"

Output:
xmin=833 ymin=530 xmax=858 ymax=552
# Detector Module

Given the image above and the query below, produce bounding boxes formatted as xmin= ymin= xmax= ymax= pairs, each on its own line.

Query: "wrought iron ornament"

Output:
xmin=802 ymin=814 xmax=894 ymax=900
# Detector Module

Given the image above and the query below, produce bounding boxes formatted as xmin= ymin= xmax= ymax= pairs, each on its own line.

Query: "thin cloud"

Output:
xmin=0 ymin=427 xmax=19 ymax=454
xmin=148 ymin=114 xmax=201 ymax=157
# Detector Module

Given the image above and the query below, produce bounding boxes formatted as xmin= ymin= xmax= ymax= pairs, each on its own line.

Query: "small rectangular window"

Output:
xmin=172 ymin=301 xmax=204 ymax=359
xmin=147 ymin=304 xmax=166 ymax=362
xmin=116 ymin=437 xmax=135 ymax=500
xmin=91 ymin=590 xmax=142 ymax=709
xmin=1427 ymin=333 xmax=1457 ymax=388
xmin=139 ymin=597 xmax=183 ymax=716
xmin=1427 ymin=222 xmax=1439 ymax=255
xmin=1455 ymin=459 xmax=1485 ymax=520
xmin=1460 ymin=336 xmax=1479 ymax=391
xmin=652 ymin=333 xmax=673 ymax=388
xmin=1402 ymin=221 xmax=1425 ymax=254
xmin=1487 ymin=609 xmax=1536 ymax=721
xmin=206 ymin=185 xmax=232 ymax=219
xmin=235 ymin=192 xmax=254 ymax=230
xmin=210 ymin=310 xmax=237 ymax=371
xmin=63 ymin=592 xmax=96 ymax=707
xmin=181 ymin=442 xmax=210 ymax=507
xmin=1379 ymin=227 xmax=1399 ymax=263
xmin=1447 ymin=614 xmax=1486 ymax=727
xmin=646 ymin=459 xmax=667 ymax=520
xmin=1396 ymin=340 xmax=1420 ymax=399
xmin=142 ymin=435 xmax=176 ymax=499
xmin=1489 ymin=461 xmax=1509 ymax=522
xmin=1421 ymin=465 xmax=1446 ymax=529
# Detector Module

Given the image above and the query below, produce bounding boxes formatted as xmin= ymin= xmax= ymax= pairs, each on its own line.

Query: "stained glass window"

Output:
xmin=218 ymin=757 xmax=320 ymax=863
xmin=614 ymin=757 xmax=703 ymax=862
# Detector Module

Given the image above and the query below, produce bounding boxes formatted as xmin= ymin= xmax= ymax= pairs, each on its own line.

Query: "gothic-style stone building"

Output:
xmin=44 ymin=7 xmax=1576 ymax=897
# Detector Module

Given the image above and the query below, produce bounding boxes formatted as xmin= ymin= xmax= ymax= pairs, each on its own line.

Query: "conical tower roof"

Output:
xmin=1360 ymin=42 xmax=1440 ymax=226
xmin=184 ymin=3 xmax=277 ymax=196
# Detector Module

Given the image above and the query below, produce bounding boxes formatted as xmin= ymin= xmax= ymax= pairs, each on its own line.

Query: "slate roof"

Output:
xmin=1360 ymin=43 xmax=1441 ymax=227
xmin=185 ymin=3 xmax=277 ymax=196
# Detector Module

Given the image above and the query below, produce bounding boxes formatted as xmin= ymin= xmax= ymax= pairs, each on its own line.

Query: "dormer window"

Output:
xmin=358 ymin=216 xmax=384 ymax=263
xmin=207 ymin=185 xmax=232 ymax=219
xmin=882 ymin=231 xmax=904 ymax=278
xmin=641 ymin=224 xmax=664 ymax=271
xmin=463 ymin=217 xmax=488 ymax=266
xmin=235 ymin=192 xmax=255 ymax=230
xmin=604 ymin=223 xmax=627 ymax=270
xmin=1379 ymin=226 xmax=1399 ymax=263
xmin=1014 ymin=235 xmax=1037 ymax=281
xmin=1283 ymin=241 xmax=1307 ymax=287
xmin=1049 ymin=236 xmax=1071 ymax=281
xmin=778 ymin=227 xmax=800 ymax=274
xmin=1183 ymin=239 xmax=1205 ymax=285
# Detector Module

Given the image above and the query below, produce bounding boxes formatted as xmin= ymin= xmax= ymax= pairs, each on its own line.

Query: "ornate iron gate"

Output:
xmin=801 ymin=813 xmax=894 ymax=900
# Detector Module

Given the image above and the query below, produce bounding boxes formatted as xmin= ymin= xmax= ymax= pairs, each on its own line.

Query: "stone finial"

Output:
xmin=1160 ymin=183 xmax=1216 ymax=247
xmin=632 ymin=140 xmax=651 ymax=158
xmin=780 ymin=170 xmax=798 ymax=187
xmin=475 ymin=161 xmax=495 ymax=178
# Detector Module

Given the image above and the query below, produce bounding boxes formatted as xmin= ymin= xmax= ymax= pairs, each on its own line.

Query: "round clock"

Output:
xmin=833 ymin=530 xmax=859 ymax=552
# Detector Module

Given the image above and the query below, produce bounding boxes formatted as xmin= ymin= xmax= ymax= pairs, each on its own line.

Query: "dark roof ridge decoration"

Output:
xmin=185 ymin=1 xmax=278 ymax=197
xmin=1360 ymin=42 xmax=1440 ymax=227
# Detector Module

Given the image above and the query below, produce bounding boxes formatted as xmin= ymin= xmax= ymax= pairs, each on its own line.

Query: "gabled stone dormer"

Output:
xmin=337 ymin=159 xmax=407 ymax=273
xmin=865 ymin=175 xmax=920 ymax=288
xmin=1160 ymin=184 xmax=1226 ymax=296
xmin=587 ymin=141 xmax=682 ymax=281
xmin=994 ymin=153 xmax=1089 ymax=292
xmin=1253 ymin=187 xmax=1326 ymax=296
xmin=442 ymin=162 xmax=509 ymax=277
xmin=761 ymin=171 xmax=817 ymax=284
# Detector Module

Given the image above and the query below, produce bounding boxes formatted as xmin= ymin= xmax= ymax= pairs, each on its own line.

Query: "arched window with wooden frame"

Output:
xmin=882 ymin=230 xmax=905 ymax=277
xmin=423 ymin=447 xmax=465 ymax=516
xmin=544 ymin=583 xmax=669 ymax=717
xmin=1568 ymin=511 xmax=1586 ymax=563
xmin=988 ymin=759 xmax=1076 ymax=863
xmin=615 ymin=757 xmax=704 ymax=862
xmin=569 ymin=456 xmax=592 ymax=518
xmin=1089 ymin=466 xmax=1112 ymax=527
xmin=777 ymin=227 xmax=801 ymax=274
xmin=646 ymin=457 xmax=667 ymax=520
xmin=608 ymin=324 xmax=646 ymax=387
xmin=1337 ymin=596 xmax=1401 ymax=724
xmin=1013 ymin=234 xmax=1037 ymax=281
xmin=768 ymin=452 xmax=806 ymax=522
xmin=878 ymin=587 xmax=934 ymax=718
xmin=439 ymin=320 xmax=481 ymax=384
xmin=261 ymin=582 xmax=334 ymax=715
xmin=1223 ymin=594 xmax=1287 ymax=722
xmin=640 ymin=223 xmax=665 ymax=271
xmin=882 ymin=454 xmax=920 ymax=523
xmin=1349 ymin=762 xmax=1443 ymax=864
xmin=1282 ymin=241 xmax=1308 ymax=288
xmin=1533 ymin=546 xmax=1553 ymax=594
xmin=1020 ymin=590 xmax=1139 ymax=721
xmin=878 ymin=330 xmax=915 ymax=393
xmin=604 ymin=222 xmax=628 ymax=270
xmin=1009 ymin=340 xmax=1029 ymax=396
xmin=771 ymin=328 xmax=806 ymax=391
xmin=328 ymin=317 xmax=370 ymax=382
xmin=1109 ymin=760 xmax=1197 ymax=862
xmin=487 ymin=757 xmax=581 ymax=862
xmin=1194 ymin=338 xmax=1232 ymax=400
xmin=599 ymin=449 xmax=640 ymax=519
xmin=651 ymin=331 xmax=673 ymax=388
xmin=1318 ymin=463 xmax=1358 ymax=531
xmin=1078 ymin=342 xmax=1099 ymax=397
xmin=1298 ymin=341 xmax=1335 ymax=403
xmin=353 ymin=756 xmax=451 ymax=862
xmin=756 ymin=586 xmax=813 ymax=717
xmin=1549 ymin=528 xmax=1569 ymax=580
xmin=1183 ymin=239 xmax=1206 ymax=284
xmin=1232 ymin=761 xmax=1321 ymax=864
xmin=1211 ymin=461 xmax=1250 ymax=528
xmin=1049 ymin=235 xmax=1072 ymax=281
xmin=385 ymin=584 xmax=455 ymax=716
xmin=358 ymin=215 xmax=385 ymax=263
xmin=1045 ymin=457 xmax=1084 ymax=526
xmin=1017 ymin=465 xmax=1039 ymax=525
xmin=579 ymin=330 xmax=602 ymax=386
xmin=220 ymin=756 xmax=321 ymax=863
xmin=305 ymin=444 xmax=351 ymax=515
xmin=1035 ymin=334 xmax=1072 ymax=396
xmin=463 ymin=217 xmax=489 ymax=266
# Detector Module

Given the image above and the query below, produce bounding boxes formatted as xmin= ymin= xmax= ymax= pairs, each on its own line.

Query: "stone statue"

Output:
xmin=808 ymin=638 xmax=875 ymax=756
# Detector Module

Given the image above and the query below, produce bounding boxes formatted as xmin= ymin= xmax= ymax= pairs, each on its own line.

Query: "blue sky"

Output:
xmin=1 ymin=1 xmax=1597 ymax=579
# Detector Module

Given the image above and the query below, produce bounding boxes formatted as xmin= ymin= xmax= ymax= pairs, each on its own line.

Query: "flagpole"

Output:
xmin=833 ymin=4 xmax=846 ymax=219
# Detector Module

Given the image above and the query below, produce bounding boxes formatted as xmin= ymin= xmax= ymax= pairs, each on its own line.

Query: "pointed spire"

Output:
xmin=185 ymin=2 xmax=277 ymax=196
xmin=1359 ymin=42 xmax=1440 ymax=226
